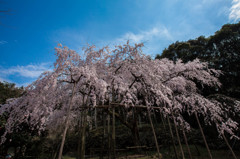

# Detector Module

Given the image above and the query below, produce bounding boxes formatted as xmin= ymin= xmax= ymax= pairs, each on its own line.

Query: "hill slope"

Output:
xmin=156 ymin=22 xmax=240 ymax=99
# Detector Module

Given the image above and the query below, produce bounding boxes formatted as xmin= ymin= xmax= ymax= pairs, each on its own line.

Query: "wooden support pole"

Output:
xmin=58 ymin=83 xmax=76 ymax=159
xmin=147 ymin=108 xmax=162 ymax=159
xmin=222 ymin=133 xmax=237 ymax=159
xmin=171 ymin=115 xmax=185 ymax=159
xmin=182 ymin=126 xmax=192 ymax=159
xmin=194 ymin=112 xmax=212 ymax=159
xmin=167 ymin=115 xmax=179 ymax=159
xmin=160 ymin=112 xmax=172 ymax=155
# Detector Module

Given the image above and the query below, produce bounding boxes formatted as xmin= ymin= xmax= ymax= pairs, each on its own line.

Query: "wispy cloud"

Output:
xmin=229 ymin=0 xmax=240 ymax=22
xmin=53 ymin=25 xmax=174 ymax=57
xmin=116 ymin=26 xmax=173 ymax=43
xmin=0 ymin=40 xmax=8 ymax=45
xmin=0 ymin=63 xmax=51 ymax=86
xmin=0 ymin=63 xmax=51 ymax=78
xmin=113 ymin=26 xmax=174 ymax=56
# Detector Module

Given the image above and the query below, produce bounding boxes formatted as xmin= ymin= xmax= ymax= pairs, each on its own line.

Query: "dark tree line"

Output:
xmin=156 ymin=22 xmax=240 ymax=99
xmin=0 ymin=81 xmax=24 ymax=104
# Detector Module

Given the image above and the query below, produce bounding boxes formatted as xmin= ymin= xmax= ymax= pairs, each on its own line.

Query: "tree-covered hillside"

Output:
xmin=156 ymin=22 xmax=240 ymax=99
xmin=0 ymin=82 xmax=24 ymax=104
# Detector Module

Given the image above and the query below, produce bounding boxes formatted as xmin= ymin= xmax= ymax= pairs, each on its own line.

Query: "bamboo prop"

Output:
xmin=167 ymin=115 xmax=179 ymax=159
xmin=194 ymin=112 xmax=213 ymax=159
xmin=222 ymin=133 xmax=237 ymax=159
xmin=160 ymin=112 xmax=172 ymax=155
xmin=52 ymin=143 xmax=61 ymax=159
xmin=214 ymin=119 xmax=238 ymax=159
xmin=171 ymin=114 xmax=185 ymax=159
xmin=228 ymin=132 xmax=239 ymax=156
xmin=58 ymin=83 xmax=76 ymax=159
xmin=147 ymin=108 xmax=162 ymax=159
xmin=160 ymin=113 xmax=167 ymax=130
xmin=181 ymin=126 xmax=192 ymax=159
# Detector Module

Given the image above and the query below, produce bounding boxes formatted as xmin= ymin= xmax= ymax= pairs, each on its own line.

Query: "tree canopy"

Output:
xmin=1 ymin=41 xmax=240 ymax=158
xmin=156 ymin=22 xmax=240 ymax=99
xmin=1 ymin=42 xmax=239 ymax=139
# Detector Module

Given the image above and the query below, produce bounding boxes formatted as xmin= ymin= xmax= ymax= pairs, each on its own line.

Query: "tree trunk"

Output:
xmin=108 ymin=106 xmax=111 ymax=159
xmin=130 ymin=119 xmax=141 ymax=153
xmin=139 ymin=114 xmax=142 ymax=128
xmin=222 ymin=133 xmax=237 ymax=159
xmin=182 ymin=126 xmax=192 ymax=159
xmin=132 ymin=107 xmax=141 ymax=149
xmin=167 ymin=115 xmax=179 ymax=159
xmin=77 ymin=129 xmax=81 ymax=159
xmin=95 ymin=108 xmax=98 ymax=128
xmin=58 ymin=83 xmax=76 ymax=159
xmin=77 ymin=111 xmax=82 ymax=159
xmin=100 ymin=110 xmax=106 ymax=159
xmin=147 ymin=108 xmax=162 ymax=159
xmin=130 ymin=127 xmax=141 ymax=149
xmin=80 ymin=109 xmax=87 ymax=159
xmin=194 ymin=112 xmax=212 ymax=159
xmin=79 ymin=94 xmax=89 ymax=159
xmin=111 ymin=106 xmax=116 ymax=159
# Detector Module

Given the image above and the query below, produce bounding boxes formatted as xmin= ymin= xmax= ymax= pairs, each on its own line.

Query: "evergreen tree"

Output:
xmin=156 ymin=22 xmax=240 ymax=99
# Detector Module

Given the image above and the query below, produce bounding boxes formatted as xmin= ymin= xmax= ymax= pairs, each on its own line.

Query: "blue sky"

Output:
xmin=0 ymin=0 xmax=239 ymax=86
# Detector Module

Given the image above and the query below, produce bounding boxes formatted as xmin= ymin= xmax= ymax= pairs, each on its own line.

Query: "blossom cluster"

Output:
xmin=0 ymin=41 xmax=239 ymax=143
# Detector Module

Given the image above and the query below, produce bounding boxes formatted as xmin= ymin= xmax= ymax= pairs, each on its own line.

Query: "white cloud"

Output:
xmin=113 ymin=26 xmax=174 ymax=57
xmin=0 ymin=63 xmax=51 ymax=78
xmin=0 ymin=63 xmax=51 ymax=87
xmin=54 ymin=25 xmax=174 ymax=57
xmin=229 ymin=0 xmax=240 ymax=22
xmin=116 ymin=26 xmax=173 ymax=43
xmin=0 ymin=40 xmax=8 ymax=45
